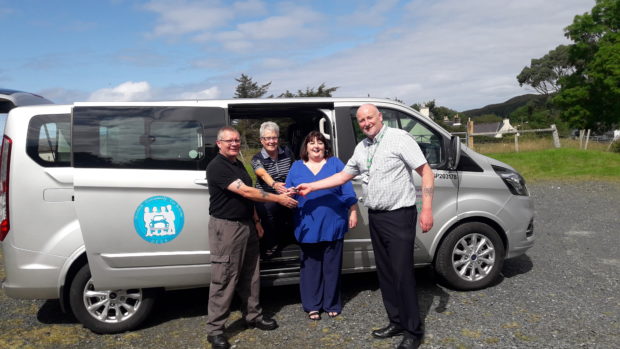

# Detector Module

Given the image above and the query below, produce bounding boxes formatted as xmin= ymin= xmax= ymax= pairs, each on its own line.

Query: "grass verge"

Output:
xmin=487 ymin=148 xmax=620 ymax=182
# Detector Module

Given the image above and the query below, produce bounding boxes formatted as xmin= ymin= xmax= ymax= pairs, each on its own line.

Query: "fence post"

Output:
xmin=551 ymin=124 xmax=561 ymax=148
xmin=579 ymin=129 xmax=584 ymax=149
xmin=585 ymin=129 xmax=591 ymax=150
xmin=467 ymin=118 xmax=474 ymax=148
xmin=514 ymin=133 xmax=519 ymax=152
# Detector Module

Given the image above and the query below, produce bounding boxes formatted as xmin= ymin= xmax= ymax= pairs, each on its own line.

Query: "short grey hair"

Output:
xmin=259 ymin=121 xmax=280 ymax=138
xmin=217 ymin=126 xmax=239 ymax=140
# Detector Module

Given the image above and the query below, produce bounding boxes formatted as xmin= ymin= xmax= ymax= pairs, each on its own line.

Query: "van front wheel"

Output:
xmin=434 ymin=222 xmax=505 ymax=290
xmin=69 ymin=264 xmax=156 ymax=333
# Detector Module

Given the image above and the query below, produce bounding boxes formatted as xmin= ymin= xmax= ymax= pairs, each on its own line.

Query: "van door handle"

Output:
xmin=194 ymin=179 xmax=209 ymax=186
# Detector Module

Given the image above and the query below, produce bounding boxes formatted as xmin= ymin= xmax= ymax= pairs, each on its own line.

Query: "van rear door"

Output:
xmin=72 ymin=105 xmax=225 ymax=289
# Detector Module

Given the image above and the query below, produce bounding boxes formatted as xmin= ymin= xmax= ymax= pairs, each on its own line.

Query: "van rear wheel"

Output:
xmin=434 ymin=222 xmax=505 ymax=290
xmin=69 ymin=264 xmax=155 ymax=333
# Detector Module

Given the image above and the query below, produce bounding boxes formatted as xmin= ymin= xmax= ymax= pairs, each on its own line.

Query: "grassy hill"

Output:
xmin=462 ymin=94 xmax=546 ymax=118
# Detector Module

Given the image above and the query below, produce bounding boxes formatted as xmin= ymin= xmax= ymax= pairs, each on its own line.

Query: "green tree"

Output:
xmin=234 ymin=74 xmax=272 ymax=98
xmin=517 ymin=45 xmax=573 ymax=95
xmin=278 ymin=83 xmax=338 ymax=97
xmin=553 ymin=0 xmax=620 ymax=131
xmin=232 ymin=74 xmax=271 ymax=150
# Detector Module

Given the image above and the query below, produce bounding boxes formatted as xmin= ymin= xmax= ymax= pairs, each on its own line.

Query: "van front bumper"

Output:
xmin=500 ymin=195 xmax=536 ymax=259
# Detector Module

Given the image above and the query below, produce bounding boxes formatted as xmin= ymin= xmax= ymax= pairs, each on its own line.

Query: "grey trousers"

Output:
xmin=206 ymin=216 xmax=262 ymax=335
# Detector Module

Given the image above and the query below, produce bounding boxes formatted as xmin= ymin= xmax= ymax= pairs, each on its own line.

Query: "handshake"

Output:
xmin=271 ymin=182 xmax=311 ymax=197
xmin=271 ymin=182 xmax=314 ymax=210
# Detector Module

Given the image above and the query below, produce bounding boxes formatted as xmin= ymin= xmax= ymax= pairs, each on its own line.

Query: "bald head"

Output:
xmin=356 ymin=103 xmax=384 ymax=139
xmin=357 ymin=103 xmax=380 ymax=117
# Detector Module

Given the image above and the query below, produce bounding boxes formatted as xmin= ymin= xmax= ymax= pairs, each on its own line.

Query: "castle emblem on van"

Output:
xmin=133 ymin=196 xmax=185 ymax=244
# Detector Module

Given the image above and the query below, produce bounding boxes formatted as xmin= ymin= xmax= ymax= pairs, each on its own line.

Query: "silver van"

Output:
xmin=1 ymin=97 xmax=535 ymax=333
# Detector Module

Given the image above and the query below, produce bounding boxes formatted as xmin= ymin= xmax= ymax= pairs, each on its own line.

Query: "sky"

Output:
xmin=0 ymin=0 xmax=596 ymax=111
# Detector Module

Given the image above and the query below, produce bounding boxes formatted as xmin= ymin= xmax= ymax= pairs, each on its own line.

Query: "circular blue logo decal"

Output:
xmin=134 ymin=196 xmax=185 ymax=244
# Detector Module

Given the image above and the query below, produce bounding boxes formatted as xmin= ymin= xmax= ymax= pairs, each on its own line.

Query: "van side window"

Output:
xmin=26 ymin=114 xmax=71 ymax=167
xmin=349 ymin=107 xmax=444 ymax=167
xmin=73 ymin=107 xmax=225 ymax=170
xmin=391 ymin=109 xmax=443 ymax=167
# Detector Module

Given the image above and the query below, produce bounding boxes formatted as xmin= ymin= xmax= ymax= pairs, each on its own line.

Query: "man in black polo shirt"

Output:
xmin=206 ymin=126 xmax=297 ymax=349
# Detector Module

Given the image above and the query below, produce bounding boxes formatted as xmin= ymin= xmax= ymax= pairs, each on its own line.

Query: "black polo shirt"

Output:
xmin=207 ymin=153 xmax=253 ymax=220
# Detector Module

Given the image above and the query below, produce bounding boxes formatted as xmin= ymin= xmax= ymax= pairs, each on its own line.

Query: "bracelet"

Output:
xmin=271 ymin=182 xmax=277 ymax=188
xmin=254 ymin=219 xmax=261 ymax=224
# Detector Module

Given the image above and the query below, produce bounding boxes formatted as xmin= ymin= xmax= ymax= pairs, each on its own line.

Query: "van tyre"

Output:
xmin=435 ymin=222 xmax=505 ymax=290
xmin=69 ymin=264 xmax=155 ymax=333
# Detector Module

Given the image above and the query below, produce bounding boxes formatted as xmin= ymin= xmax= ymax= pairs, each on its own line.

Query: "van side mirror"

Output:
xmin=448 ymin=135 xmax=461 ymax=170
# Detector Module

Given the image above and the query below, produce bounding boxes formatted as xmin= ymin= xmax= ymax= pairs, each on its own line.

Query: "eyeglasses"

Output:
xmin=218 ymin=139 xmax=241 ymax=144
xmin=261 ymin=137 xmax=278 ymax=141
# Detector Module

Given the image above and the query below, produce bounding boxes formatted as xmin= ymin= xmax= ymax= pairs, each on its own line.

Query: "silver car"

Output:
xmin=1 ymin=97 xmax=534 ymax=333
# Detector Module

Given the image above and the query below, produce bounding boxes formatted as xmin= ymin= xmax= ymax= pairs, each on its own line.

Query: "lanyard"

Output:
xmin=366 ymin=128 xmax=386 ymax=170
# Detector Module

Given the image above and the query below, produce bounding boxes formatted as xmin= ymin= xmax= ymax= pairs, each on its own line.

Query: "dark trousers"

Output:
xmin=255 ymin=201 xmax=293 ymax=254
xmin=369 ymin=206 xmax=423 ymax=338
xmin=299 ymin=239 xmax=344 ymax=313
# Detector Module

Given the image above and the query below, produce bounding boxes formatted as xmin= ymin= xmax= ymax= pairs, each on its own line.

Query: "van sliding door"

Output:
xmin=72 ymin=106 xmax=224 ymax=289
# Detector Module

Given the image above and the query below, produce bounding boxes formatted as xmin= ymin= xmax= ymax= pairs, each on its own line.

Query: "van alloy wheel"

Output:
xmin=451 ymin=233 xmax=496 ymax=282
xmin=69 ymin=264 xmax=156 ymax=333
xmin=434 ymin=222 xmax=505 ymax=290
xmin=82 ymin=280 xmax=143 ymax=323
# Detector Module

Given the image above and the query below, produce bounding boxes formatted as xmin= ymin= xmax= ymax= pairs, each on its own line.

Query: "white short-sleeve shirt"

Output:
xmin=344 ymin=125 xmax=427 ymax=210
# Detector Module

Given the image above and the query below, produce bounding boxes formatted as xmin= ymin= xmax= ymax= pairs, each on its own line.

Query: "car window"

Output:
xmin=349 ymin=106 xmax=444 ymax=166
xmin=73 ymin=106 xmax=225 ymax=170
xmin=390 ymin=109 xmax=444 ymax=166
xmin=26 ymin=114 xmax=71 ymax=167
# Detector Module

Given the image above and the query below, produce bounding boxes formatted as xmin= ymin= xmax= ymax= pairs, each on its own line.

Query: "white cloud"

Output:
xmin=233 ymin=0 xmax=267 ymax=14
xmin=249 ymin=0 xmax=594 ymax=110
xmin=178 ymin=86 xmax=221 ymax=100
xmin=145 ymin=1 xmax=324 ymax=54
xmin=344 ymin=0 xmax=400 ymax=26
xmin=259 ymin=58 xmax=294 ymax=69
xmin=22 ymin=0 xmax=595 ymax=111
xmin=238 ymin=15 xmax=306 ymax=40
xmin=88 ymin=81 xmax=152 ymax=102
xmin=144 ymin=0 xmax=233 ymax=36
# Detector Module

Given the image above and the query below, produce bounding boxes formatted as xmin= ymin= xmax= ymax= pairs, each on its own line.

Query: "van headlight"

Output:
xmin=492 ymin=165 xmax=529 ymax=196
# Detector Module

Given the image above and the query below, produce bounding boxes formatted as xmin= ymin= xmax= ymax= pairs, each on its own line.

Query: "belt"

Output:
xmin=211 ymin=216 xmax=251 ymax=223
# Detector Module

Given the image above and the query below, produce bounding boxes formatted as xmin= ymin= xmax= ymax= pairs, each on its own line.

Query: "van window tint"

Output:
xmin=26 ymin=114 xmax=71 ymax=167
xmin=73 ymin=106 xmax=225 ymax=170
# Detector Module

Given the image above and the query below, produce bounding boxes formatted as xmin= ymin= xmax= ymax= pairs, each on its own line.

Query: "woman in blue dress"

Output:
xmin=285 ymin=131 xmax=358 ymax=320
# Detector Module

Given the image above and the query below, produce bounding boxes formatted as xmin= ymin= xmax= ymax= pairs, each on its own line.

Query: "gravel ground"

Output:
xmin=1 ymin=181 xmax=619 ymax=349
